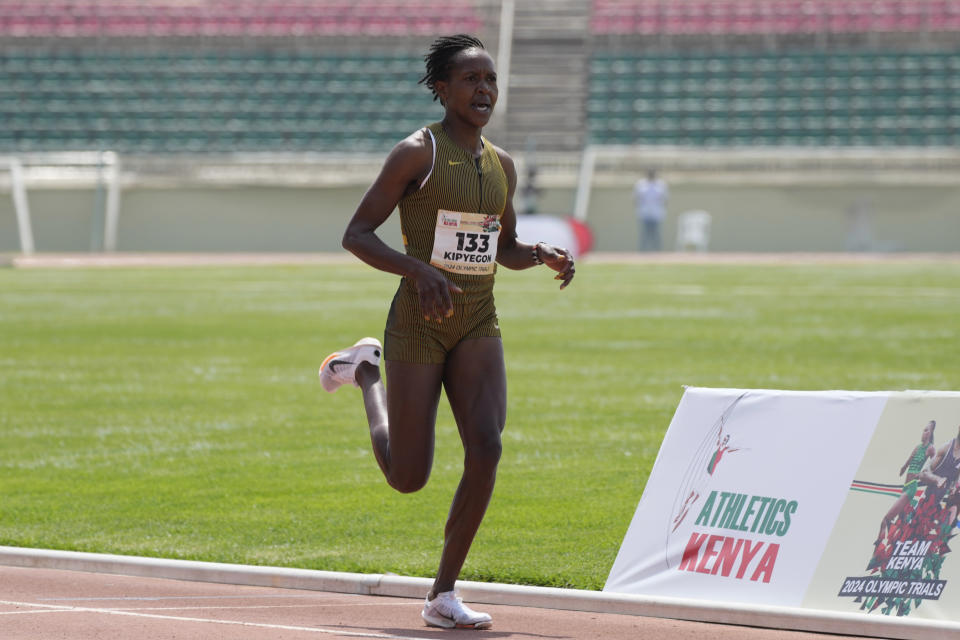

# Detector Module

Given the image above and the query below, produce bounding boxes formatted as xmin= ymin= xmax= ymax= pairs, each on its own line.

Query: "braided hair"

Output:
xmin=419 ymin=34 xmax=486 ymax=104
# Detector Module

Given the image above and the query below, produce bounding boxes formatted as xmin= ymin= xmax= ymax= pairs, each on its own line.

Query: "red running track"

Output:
xmin=0 ymin=565 xmax=883 ymax=640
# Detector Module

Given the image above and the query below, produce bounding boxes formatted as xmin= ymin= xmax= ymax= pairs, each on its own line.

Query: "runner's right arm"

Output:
xmin=342 ymin=130 xmax=462 ymax=322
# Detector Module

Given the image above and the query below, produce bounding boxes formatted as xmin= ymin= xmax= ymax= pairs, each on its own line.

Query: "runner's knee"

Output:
xmin=463 ymin=430 xmax=502 ymax=474
xmin=388 ymin=467 xmax=431 ymax=494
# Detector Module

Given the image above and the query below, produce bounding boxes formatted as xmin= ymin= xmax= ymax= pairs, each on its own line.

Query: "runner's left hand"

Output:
xmin=538 ymin=244 xmax=575 ymax=289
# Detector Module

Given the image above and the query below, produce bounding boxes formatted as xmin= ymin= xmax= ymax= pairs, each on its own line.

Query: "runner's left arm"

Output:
xmin=494 ymin=147 xmax=575 ymax=289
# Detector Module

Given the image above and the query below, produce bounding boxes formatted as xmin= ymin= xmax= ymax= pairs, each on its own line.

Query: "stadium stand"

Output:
xmin=0 ymin=49 xmax=442 ymax=152
xmin=587 ymin=1 xmax=960 ymax=147
xmin=2 ymin=0 xmax=960 ymax=153
xmin=587 ymin=49 xmax=960 ymax=146
xmin=0 ymin=0 xmax=491 ymax=153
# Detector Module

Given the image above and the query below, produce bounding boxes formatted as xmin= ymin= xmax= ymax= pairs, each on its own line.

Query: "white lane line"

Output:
xmin=73 ymin=603 xmax=414 ymax=612
xmin=0 ymin=609 xmax=81 ymax=616
xmin=38 ymin=594 xmax=337 ymax=602
xmin=0 ymin=600 xmax=437 ymax=639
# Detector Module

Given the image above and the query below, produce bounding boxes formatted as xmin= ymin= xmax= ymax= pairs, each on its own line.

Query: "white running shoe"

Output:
xmin=421 ymin=591 xmax=492 ymax=629
xmin=318 ymin=337 xmax=382 ymax=392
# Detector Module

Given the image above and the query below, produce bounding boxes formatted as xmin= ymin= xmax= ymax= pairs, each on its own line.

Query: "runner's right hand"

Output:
xmin=412 ymin=264 xmax=463 ymax=323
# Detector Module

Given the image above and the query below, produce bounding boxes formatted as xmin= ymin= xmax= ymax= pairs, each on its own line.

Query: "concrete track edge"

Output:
xmin=2 ymin=546 xmax=958 ymax=639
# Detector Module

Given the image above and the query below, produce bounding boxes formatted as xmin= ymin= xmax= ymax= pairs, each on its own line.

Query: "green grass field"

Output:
xmin=2 ymin=259 xmax=959 ymax=590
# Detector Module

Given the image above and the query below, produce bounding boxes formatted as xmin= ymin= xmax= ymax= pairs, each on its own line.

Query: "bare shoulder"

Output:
xmin=379 ymin=127 xmax=435 ymax=188
xmin=489 ymin=142 xmax=517 ymax=187
xmin=490 ymin=142 xmax=516 ymax=171
xmin=388 ymin=127 xmax=433 ymax=164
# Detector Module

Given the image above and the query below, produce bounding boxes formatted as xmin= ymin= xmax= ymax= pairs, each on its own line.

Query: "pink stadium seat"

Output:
xmin=590 ymin=0 xmax=960 ymax=35
xmin=595 ymin=6 xmax=629 ymax=35
xmin=0 ymin=0 xmax=484 ymax=37
xmin=945 ymin=3 xmax=960 ymax=29
xmin=733 ymin=1 xmax=765 ymax=34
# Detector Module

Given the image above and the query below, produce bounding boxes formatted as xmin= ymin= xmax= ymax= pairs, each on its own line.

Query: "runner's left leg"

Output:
xmin=429 ymin=336 xmax=506 ymax=597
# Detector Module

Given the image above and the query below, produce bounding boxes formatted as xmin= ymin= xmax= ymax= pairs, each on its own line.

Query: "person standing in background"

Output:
xmin=634 ymin=169 xmax=668 ymax=251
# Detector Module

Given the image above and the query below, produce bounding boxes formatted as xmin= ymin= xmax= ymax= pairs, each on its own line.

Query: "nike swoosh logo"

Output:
xmin=327 ymin=359 xmax=354 ymax=373
xmin=448 ymin=160 xmax=465 ymax=165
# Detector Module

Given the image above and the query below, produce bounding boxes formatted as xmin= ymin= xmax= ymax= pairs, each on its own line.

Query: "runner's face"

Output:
xmin=436 ymin=48 xmax=497 ymax=127
xmin=923 ymin=422 xmax=934 ymax=444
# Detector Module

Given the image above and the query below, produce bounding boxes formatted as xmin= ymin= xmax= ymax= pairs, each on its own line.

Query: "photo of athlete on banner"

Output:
xmin=854 ymin=419 xmax=955 ymax=616
xmin=872 ymin=420 xmax=937 ymax=549
xmin=809 ymin=398 xmax=960 ymax=621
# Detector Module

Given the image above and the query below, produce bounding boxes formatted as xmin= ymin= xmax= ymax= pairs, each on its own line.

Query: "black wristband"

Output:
xmin=532 ymin=243 xmax=544 ymax=265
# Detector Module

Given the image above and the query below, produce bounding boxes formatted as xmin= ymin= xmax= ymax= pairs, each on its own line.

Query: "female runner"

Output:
xmin=319 ymin=34 xmax=575 ymax=629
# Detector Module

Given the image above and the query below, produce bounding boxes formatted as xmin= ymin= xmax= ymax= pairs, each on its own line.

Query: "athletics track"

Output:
xmin=3 ymin=547 xmax=946 ymax=640
xmin=1 ymin=557 xmax=884 ymax=640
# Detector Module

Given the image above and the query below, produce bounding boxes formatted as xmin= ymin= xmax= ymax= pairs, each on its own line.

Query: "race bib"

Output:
xmin=429 ymin=209 xmax=501 ymax=275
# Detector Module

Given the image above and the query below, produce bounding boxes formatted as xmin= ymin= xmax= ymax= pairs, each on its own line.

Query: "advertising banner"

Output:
xmin=605 ymin=388 xmax=960 ymax=625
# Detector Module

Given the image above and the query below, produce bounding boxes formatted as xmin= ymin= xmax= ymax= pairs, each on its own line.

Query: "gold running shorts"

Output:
xmin=384 ymin=277 xmax=501 ymax=364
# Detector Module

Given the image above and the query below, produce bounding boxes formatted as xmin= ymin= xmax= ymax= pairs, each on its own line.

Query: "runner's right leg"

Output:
xmin=355 ymin=359 xmax=444 ymax=493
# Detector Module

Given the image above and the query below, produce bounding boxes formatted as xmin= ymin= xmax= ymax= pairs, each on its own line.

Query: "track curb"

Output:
xmin=2 ymin=546 xmax=957 ymax=639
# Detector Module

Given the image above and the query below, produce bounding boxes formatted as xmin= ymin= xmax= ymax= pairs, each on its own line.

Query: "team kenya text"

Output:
xmin=679 ymin=491 xmax=799 ymax=583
